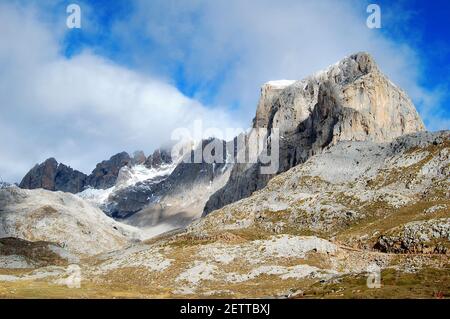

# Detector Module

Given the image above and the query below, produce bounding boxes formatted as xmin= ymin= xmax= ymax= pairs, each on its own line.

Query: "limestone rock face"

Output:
xmin=253 ymin=80 xmax=296 ymax=128
xmin=374 ymin=217 xmax=450 ymax=254
xmin=204 ymin=52 xmax=425 ymax=215
xmin=86 ymin=152 xmax=132 ymax=189
xmin=19 ymin=158 xmax=87 ymax=194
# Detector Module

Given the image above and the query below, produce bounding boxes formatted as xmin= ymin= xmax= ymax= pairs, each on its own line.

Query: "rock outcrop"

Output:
xmin=144 ymin=148 xmax=173 ymax=169
xmin=375 ymin=218 xmax=450 ymax=254
xmin=0 ymin=237 xmax=77 ymax=268
xmin=86 ymin=152 xmax=132 ymax=189
xmin=204 ymin=52 xmax=425 ymax=215
xmin=19 ymin=158 xmax=87 ymax=194
xmin=131 ymin=151 xmax=147 ymax=165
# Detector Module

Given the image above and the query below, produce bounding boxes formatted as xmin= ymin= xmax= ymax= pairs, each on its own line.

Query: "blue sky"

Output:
xmin=0 ymin=0 xmax=449 ymax=182
xmin=378 ymin=0 xmax=450 ymax=111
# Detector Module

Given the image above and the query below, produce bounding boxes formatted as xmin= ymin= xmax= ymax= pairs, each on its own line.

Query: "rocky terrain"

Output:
xmin=18 ymin=139 xmax=232 ymax=234
xmin=0 ymin=237 xmax=78 ymax=269
xmin=0 ymin=186 xmax=140 ymax=255
xmin=0 ymin=130 xmax=448 ymax=298
xmin=0 ymin=52 xmax=448 ymax=298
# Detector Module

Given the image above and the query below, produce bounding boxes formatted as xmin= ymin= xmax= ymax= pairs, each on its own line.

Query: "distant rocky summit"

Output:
xmin=204 ymin=52 xmax=425 ymax=215
xmin=19 ymin=158 xmax=87 ymax=194
xmin=86 ymin=152 xmax=132 ymax=189
xmin=131 ymin=151 xmax=147 ymax=166
xmin=144 ymin=148 xmax=173 ymax=169
xmin=19 ymin=151 xmax=144 ymax=193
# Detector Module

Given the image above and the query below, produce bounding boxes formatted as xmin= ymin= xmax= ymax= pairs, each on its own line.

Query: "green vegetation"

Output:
xmin=302 ymin=267 xmax=450 ymax=299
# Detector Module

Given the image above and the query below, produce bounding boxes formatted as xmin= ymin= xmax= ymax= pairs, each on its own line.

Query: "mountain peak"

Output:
xmin=19 ymin=158 xmax=87 ymax=193
xmin=206 ymin=52 xmax=425 ymax=215
xmin=254 ymin=51 xmax=424 ymax=135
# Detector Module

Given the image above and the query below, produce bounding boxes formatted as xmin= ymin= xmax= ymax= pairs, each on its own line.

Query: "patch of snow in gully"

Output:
xmin=77 ymin=163 xmax=176 ymax=207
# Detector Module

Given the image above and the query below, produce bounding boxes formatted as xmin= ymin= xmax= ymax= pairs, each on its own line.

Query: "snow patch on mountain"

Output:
xmin=77 ymin=163 xmax=176 ymax=208
xmin=264 ymin=80 xmax=296 ymax=89
xmin=116 ymin=164 xmax=176 ymax=187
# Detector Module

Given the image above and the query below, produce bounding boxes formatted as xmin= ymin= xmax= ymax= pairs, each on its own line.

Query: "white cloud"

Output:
xmin=0 ymin=2 xmax=241 ymax=182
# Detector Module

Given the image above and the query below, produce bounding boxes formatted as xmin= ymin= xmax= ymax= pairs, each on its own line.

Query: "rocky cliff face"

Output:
xmin=131 ymin=151 xmax=147 ymax=165
xmin=204 ymin=52 xmax=425 ymax=215
xmin=86 ymin=152 xmax=132 ymax=189
xmin=196 ymin=131 xmax=449 ymax=241
xmin=19 ymin=158 xmax=87 ymax=194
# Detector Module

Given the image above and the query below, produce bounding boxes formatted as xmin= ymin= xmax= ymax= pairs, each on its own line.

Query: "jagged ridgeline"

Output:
xmin=19 ymin=149 xmax=173 ymax=193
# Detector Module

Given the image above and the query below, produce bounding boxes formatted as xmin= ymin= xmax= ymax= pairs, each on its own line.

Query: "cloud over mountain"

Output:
xmin=0 ymin=2 xmax=240 ymax=182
